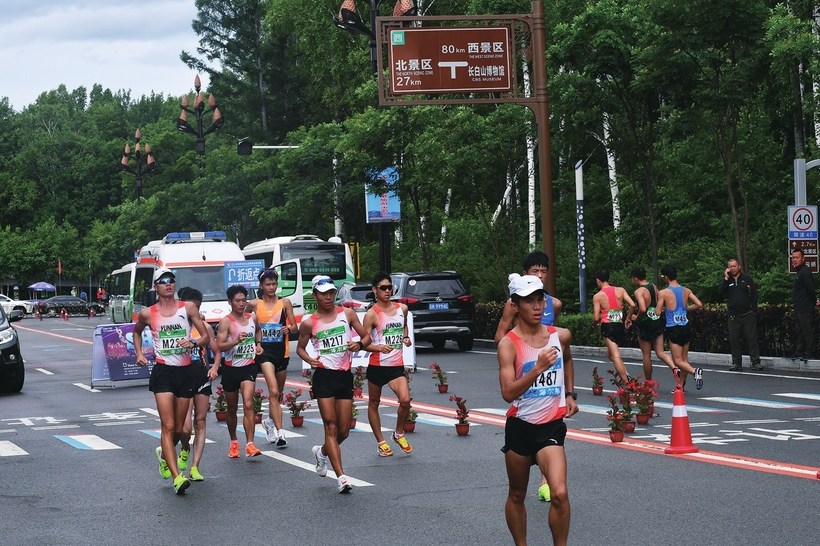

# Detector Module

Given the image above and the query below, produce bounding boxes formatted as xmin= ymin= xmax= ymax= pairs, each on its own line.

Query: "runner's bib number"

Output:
xmin=158 ymin=329 xmax=188 ymax=356
xmin=646 ymin=307 xmax=658 ymax=320
xmin=673 ymin=314 xmax=688 ymax=325
xmin=383 ymin=326 xmax=404 ymax=348
xmin=235 ymin=338 xmax=256 ymax=359
xmin=317 ymin=325 xmax=347 ymax=356
xmin=607 ymin=309 xmax=623 ymax=323
xmin=261 ymin=323 xmax=283 ymax=343
xmin=521 ymin=359 xmax=562 ymax=398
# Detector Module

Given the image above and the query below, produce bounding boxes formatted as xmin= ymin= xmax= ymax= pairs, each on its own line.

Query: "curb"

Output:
xmin=473 ymin=339 xmax=820 ymax=373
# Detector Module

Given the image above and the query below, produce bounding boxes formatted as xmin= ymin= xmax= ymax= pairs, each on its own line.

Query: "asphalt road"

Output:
xmin=1 ymin=316 xmax=819 ymax=545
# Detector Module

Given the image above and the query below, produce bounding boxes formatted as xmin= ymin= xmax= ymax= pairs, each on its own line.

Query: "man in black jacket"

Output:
xmin=791 ymin=249 xmax=816 ymax=361
xmin=718 ymin=259 xmax=762 ymax=371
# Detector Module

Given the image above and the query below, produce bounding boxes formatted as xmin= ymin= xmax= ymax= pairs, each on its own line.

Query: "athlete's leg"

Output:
xmin=180 ymin=397 xmax=194 ymax=452
xmin=273 ymin=368 xmax=288 ymax=431
xmin=317 ymin=397 xmax=352 ymax=477
xmin=156 ymin=392 xmax=182 ymax=478
xmin=225 ymin=390 xmax=239 ymax=441
xmin=239 ymin=380 xmax=256 ymax=444
xmin=190 ymin=392 xmax=209 ymax=469
xmin=536 ymin=446 xmax=570 ymax=546
xmin=637 ymin=337 xmax=653 ymax=380
xmin=504 ymin=449 xmax=532 ymax=546
xmin=651 ymin=335 xmax=677 ymax=371
xmin=387 ymin=374 xmax=411 ymax=435
xmin=367 ymin=380 xmax=385 ymax=444
xmin=605 ymin=337 xmax=628 ymax=382
xmin=259 ymin=361 xmax=283 ymax=430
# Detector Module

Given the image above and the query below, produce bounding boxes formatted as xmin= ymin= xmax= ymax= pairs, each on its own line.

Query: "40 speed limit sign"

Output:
xmin=788 ymin=205 xmax=818 ymax=273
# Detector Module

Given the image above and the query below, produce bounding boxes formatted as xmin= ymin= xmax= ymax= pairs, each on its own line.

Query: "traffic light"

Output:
xmin=237 ymin=138 xmax=253 ymax=155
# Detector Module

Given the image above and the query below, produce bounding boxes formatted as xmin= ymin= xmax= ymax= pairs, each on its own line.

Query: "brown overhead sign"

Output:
xmin=388 ymin=26 xmax=512 ymax=94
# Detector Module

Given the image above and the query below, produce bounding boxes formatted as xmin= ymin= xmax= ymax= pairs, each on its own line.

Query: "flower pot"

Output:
xmin=291 ymin=415 xmax=304 ymax=427
xmin=609 ymin=430 xmax=624 ymax=443
xmin=254 ymin=413 xmax=263 ymax=424
xmin=353 ymin=387 xmax=363 ymax=398
xmin=455 ymin=422 xmax=469 ymax=436
xmin=350 ymin=418 xmax=357 ymax=429
xmin=636 ymin=412 xmax=651 ymax=425
xmin=623 ymin=420 xmax=636 ymax=433
xmin=309 ymin=388 xmax=315 ymax=399
xmin=214 ymin=410 xmax=227 ymax=422
xmin=403 ymin=420 xmax=416 ymax=433
xmin=438 ymin=384 xmax=449 ymax=393
xmin=592 ymin=386 xmax=604 ymax=396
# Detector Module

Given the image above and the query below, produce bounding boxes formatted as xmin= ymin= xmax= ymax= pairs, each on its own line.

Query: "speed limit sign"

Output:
xmin=788 ymin=205 xmax=817 ymax=238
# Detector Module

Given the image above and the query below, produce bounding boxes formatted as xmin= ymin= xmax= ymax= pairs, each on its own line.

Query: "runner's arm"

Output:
xmin=498 ymin=338 xmax=558 ymax=403
xmin=215 ymin=317 xmax=236 ymax=352
xmin=558 ymin=328 xmax=578 ymax=417
xmin=493 ymin=300 xmax=517 ymax=346
xmin=296 ymin=318 xmax=321 ymax=368
xmin=133 ymin=308 xmax=151 ymax=366
xmin=346 ymin=308 xmax=372 ymax=350
xmin=283 ymin=298 xmax=298 ymax=337
xmin=686 ymin=289 xmax=703 ymax=312
xmin=401 ymin=304 xmax=412 ymax=347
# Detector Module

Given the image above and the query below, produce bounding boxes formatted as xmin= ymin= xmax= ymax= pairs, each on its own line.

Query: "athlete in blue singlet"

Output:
xmin=657 ymin=264 xmax=704 ymax=390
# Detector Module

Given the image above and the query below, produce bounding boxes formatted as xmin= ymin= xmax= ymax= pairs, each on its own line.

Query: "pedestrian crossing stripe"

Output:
xmin=700 ymin=397 xmax=819 ymax=409
xmin=217 ymin=424 xmax=306 ymax=439
xmin=139 ymin=430 xmax=215 ymax=443
xmin=774 ymin=393 xmax=820 ymax=402
xmin=55 ymin=434 xmax=121 ymax=450
xmin=0 ymin=440 xmax=28 ymax=456
xmin=575 ymin=402 xmax=736 ymax=415
xmin=304 ymin=418 xmax=371 ymax=432
xmin=260 ymin=451 xmax=374 ymax=487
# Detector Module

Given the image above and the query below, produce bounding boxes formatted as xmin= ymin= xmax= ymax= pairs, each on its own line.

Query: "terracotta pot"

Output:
xmin=438 ymin=384 xmax=449 ymax=393
xmin=291 ymin=415 xmax=304 ymax=427
xmin=350 ymin=418 xmax=357 ymax=429
xmin=403 ymin=420 xmax=416 ymax=433
xmin=455 ymin=422 xmax=469 ymax=436
xmin=353 ymin=387 xmax=363 ymax=398
xmin=592 ymin=386 xmax=604 ymax=396
xmin=609 ymin=430 xmax=625 ymax=443
xmin=215 ymin=410 xmax=227 ymax=422
xmin=623 ymin=420 xmax=636 ymax=433
xmin=254 ymin=413 xmax=263 ymax=424
xmin=636 ymin=413 xmax=651 ymax=425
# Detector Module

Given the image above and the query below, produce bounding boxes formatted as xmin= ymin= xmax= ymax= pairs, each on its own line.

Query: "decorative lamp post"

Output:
xmin=334 ymin=0 xmax=416 ymax=273
xmin=119 ymin=129 xmax=156 ymax=201
xmin=176 ymin=75 xmax=224 ymax=156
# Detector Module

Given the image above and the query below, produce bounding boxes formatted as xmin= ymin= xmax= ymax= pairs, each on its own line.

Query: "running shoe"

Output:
xmin=673 ymin=368 xmax=681 ymax=382
xmin=173 ymin=474 xmax=191 ymax=495
xmin=276 ymin=430 xmax=288 ymax=448
xmin=178 ymin=448 xmax=189 ymax=471
xmin=337 ymin=475 xmax=353 ymax=494
xmin=245 ymin=442 xmax=262 ymax=457
xmin=391 ymin=432 xmax=413 ymax=454
xmin=263 ymin=418 xmax=278 ymax=443
xmin=694 ymin=368 xmax=703 ymax=390
xmin=228 ymin=441 xmax=240 ymax=458
xmin=378 ymin=441 xmax=393 ymax=457
xmin=538 ymin=483 xmax=551 ymax=502
xmin=189 ymin=466 xmax=204 ymax=481
xmin=156 ymin=446 xmax=171 ymax=480
xmin=312 ymin=445 xmax=328 ymax=477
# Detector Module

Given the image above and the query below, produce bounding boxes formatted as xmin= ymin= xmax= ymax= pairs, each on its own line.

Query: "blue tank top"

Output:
xmin=541 ymin=295 xmax=555 ymax=326
xmin=665 ymin=286 xmax=688 ymax=327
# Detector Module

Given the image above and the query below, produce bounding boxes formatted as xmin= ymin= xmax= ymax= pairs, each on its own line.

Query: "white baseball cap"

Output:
xmin=153 ymin=268 xmax=176 ymax=283
xmin=508 ymin=273 xmax=545 ymax=297
xmin=311 ymin=275 xmax=336 ymax=293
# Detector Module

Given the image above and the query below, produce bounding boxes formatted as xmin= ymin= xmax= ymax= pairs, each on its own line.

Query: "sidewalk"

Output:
xmin=474 ymin=339 xmax=820 ymax=372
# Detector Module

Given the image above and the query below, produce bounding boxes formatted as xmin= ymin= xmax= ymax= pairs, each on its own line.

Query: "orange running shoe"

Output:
xmin=228 ymin=440 xmax=240 ymax=458
xmin=245 ymin=442 xmax=262 ymax=457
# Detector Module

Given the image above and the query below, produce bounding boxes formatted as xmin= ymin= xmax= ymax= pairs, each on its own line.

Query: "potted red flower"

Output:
xmin=284 ymin=389 xmax=310 ymax=427
xmin=430 ymin=362 xmax=448 ymax=393
xmin=450 ymin=394 xmax=470 ymax=435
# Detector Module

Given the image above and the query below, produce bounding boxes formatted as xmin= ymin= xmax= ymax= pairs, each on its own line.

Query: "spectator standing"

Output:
xmin=80 ymin=290 xmax=87 ymax=302
xmin=718 ymin=259 xmax=762 ymax=371
xmin=791 ymin=249 xmax=816 ymax=362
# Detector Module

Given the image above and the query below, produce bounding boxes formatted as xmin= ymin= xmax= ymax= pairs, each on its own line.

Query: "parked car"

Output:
xmin=0 ymin=307 xmax=24 ymax=393
xmin=390 ymin=271 xmax=476 ymax=351
xmin=37 ymin=296 xmax=105 ymax=317
xmin=0 ymin=294 xmax=36 ymax=316
xmin=335 ymin=282 xmax=374 ymax=310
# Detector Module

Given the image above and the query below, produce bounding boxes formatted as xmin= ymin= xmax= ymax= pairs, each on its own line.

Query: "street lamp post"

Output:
xmin=334 ymin=0 xmax=415 ymax=273
xmin=176 ymin=75 xmax=224 ymax=157
xmin=119 ymin=128 xmax=156 ymax=201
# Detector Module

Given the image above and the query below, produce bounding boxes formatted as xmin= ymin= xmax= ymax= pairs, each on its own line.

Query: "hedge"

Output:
xmin=475 ymin=303 xmax=815 ymax=357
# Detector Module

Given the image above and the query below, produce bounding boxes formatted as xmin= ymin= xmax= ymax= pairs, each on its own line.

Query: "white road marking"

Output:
xmin=73 ymin=383 xmax=100 ymax=393
xmin=0 ymin=441 xmax=28 ymax=456
xmin=55 ymin=434 xmax=121 ymax=450
xmin=94 ymin=421 xmax=144 ymax=426
xmin=32 ymin=425 xmax=80 ymax=431
xmin=140 ymin=407 xmax=159 ymax=416
xmin=261 ymin=450 xmax=374 ymax=487
xmin=35 ymin=368 xmax=54 ymax=375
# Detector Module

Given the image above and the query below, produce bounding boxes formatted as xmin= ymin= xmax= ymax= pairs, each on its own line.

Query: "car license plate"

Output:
xmin=429 ymin=302 xmax=449 ymax=310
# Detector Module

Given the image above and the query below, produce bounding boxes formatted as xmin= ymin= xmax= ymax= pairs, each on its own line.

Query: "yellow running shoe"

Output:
xmin=391 ymin=432 xmax=413 ymax=454
xmin=538 ymin=483 xmax=551 ymax=502
xmin=189 ymin=466 xmax=204 ymax=481
xmin=178 ymin=448 xmax=189 ymax=471
xmin=378 ymin=441 xmax=393 ymax=457
xmin=156 ymin=447 xmax=171 ymax=479
xmin=173 ymin=474 xmax=190 ymax=495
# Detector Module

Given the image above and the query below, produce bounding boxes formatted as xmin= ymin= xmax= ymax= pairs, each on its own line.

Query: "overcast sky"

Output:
xmin=0 ymin=0 xmax=207 ymax=111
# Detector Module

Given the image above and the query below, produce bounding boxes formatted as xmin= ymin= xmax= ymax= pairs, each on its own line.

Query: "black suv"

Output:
xmin=0 ymin=307 xmax=24 ymax=393
xmin=391 ymin=271 xmax=476 ymax=351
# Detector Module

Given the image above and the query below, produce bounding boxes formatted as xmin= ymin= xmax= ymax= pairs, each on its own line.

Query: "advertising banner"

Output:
xmin=91 ymin=323 xmax=155 ymax=387
xmin=225 ymin=260 xmax=265 ymax=289
xmin=366 ymin=166 xmax=401 ymax=223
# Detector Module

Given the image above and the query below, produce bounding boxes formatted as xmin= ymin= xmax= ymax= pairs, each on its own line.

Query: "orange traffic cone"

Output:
xmin=89 ymin=307 xmax=95 ymax=319
xmin=664 ymin=385 xmax=699 ymax=454
xmin=62 ymin=308 xmax=69 ymax=321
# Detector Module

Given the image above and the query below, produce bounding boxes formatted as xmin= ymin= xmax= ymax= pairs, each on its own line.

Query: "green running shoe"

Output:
xmin=173 ymin=474 xmax=191 ymax=495
xmin=156 ymin=447 xmax=171 ymax=480
xmin=189 ymin=466 xmax=204 ymax=481
xmin=538 ymin=483 xmax=551 ymax=502
xmin=178 ymin=448 xmax=190 ymax=471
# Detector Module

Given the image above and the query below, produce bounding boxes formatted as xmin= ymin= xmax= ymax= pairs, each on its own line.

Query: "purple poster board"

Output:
xmin=94 ymin=324 xmax=155 ymax=382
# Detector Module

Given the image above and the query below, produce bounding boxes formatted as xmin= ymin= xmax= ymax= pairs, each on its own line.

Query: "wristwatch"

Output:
xmin=565 ymin=391 xmax=577 ymax=400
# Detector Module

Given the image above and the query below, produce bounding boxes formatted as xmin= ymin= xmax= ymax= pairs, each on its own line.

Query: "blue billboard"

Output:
xmin=366 ymin=166 xmax=401 ymax=223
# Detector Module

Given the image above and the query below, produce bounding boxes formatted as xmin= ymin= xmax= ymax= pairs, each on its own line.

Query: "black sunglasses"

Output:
xmin=375 ymin=284 xmax=393 ymax=291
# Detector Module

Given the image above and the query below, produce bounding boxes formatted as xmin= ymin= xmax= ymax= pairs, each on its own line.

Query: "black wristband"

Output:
xmin=565 ymin=391 xmax=577 ymax=400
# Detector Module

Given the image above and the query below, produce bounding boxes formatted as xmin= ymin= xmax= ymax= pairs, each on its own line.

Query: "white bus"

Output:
xmin=106 ymin=262 xmax=136 ymax=323
xmin=242 ymin=235 xmax=354 ymax=320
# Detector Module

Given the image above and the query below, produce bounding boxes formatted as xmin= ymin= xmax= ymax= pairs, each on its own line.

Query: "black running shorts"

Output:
xmin=149 ymin=363 xmax=196 ymax=398
xmin=601 ymin=322 xmax=625 ymax=345
xmin=312 ymin=368 xmax=354 ymax=400
xmin=365 ymin=365 xmax=406 ymax=388
xmin=502 ymin=416 xmax=567 ymax=461
xmin=257 ymin=353 xmax=290 ymax=373
xmin=665 ymin=324 xmax=691 ymax=346
xmin=637 ymin=318 xmax=665 ymax=341
xmin=220 ymin=363 xmax=259 ymax=392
